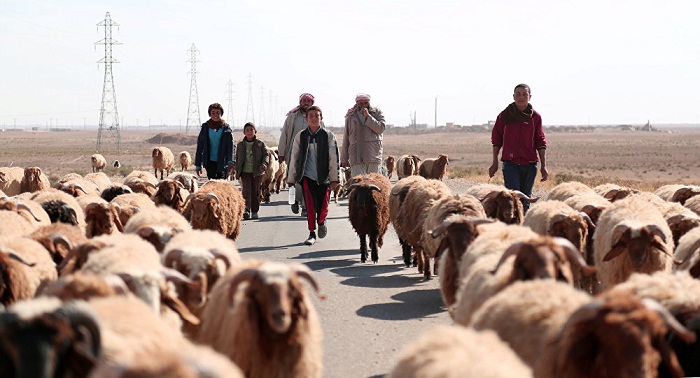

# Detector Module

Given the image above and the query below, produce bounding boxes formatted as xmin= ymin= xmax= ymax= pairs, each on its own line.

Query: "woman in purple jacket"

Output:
xmin=488 ymin=84 xmax=548 ymax=212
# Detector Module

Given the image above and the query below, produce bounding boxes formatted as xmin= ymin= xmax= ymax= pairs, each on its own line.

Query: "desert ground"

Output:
xmin=1 ymin=126 xmax=699 ymax=192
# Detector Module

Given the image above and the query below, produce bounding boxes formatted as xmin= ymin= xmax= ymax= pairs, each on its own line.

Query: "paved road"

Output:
xmin=234 ymin=188 xmax=450 ymax=378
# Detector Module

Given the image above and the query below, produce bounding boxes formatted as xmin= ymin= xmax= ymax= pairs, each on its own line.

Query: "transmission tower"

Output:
xmin=225 ymin=79 xmax=234 ymax=127
xmin=185 ymin=43 xmax=201 ymax=134
xmin=245 ymin=73 xmax=255 ymax=124
xmin=259 ymin=86 xmax=266 ymax=128
xmin=268 ymin=89 xmax=274 ymax=127
xmin=95 ymin=12 xmax=121 ymax=152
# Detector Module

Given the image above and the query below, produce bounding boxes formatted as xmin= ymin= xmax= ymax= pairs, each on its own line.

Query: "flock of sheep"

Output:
xmin=2 ymin=142 xmax=700 ymax=377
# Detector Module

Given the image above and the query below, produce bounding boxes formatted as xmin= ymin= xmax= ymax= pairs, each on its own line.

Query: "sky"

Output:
xmin=1 ymin=0 xmax=699 ymax=129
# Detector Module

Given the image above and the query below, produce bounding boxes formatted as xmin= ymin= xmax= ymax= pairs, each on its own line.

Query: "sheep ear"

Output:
xmin=490 ymin=242 xmax=524 ymax=274
xmin=611 ymin=224 xmax=629 ymax=247
xmin=160 ymin=282 xmax=200 ymax=325
xmin=110 ymin=206 xmax=124 ymax=233
xmin=227 ymin=269 xmax=258 ymax=306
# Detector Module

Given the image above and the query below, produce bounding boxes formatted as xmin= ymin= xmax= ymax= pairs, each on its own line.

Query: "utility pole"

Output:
xmin=434 ymin=95 xmax=438 ymax=128
xmin=245 ymin=73 xmax=255 ymax=124
xmin=185 ymin=43 xmax=201 ymax=134
xmin=225 ymin=79 xmax=234 ymax=127
xmin=259 ymin=86 xmax=266 ymax=128
xmin=95 ymin=11 xmax=122 ymax=152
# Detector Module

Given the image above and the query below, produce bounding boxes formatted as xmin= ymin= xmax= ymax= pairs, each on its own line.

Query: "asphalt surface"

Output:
xmin=234 ymin=187 xmax=450 ymax=378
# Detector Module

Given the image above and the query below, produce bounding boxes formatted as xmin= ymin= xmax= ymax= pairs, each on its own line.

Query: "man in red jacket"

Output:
xmin=488 ymin=84 xmax=548 ymax=212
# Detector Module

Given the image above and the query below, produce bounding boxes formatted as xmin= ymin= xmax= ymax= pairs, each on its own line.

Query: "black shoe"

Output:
xmin=291 ymin=201 xmax=299 ymax=214
xmin=318 ymin=222 xmax=327 ymax=239
xmin=304 ymin=232 xmax=317 ymax=245
xmin=243 ymin=210 xmax=251 ymax=220
xmin=301 ymin=208 xmax=307 ymax=217
xmin=252 ymin=212 xmax=259 ymax=219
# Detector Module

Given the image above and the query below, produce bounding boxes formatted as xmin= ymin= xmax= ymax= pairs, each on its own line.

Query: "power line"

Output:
xmin=245 ymin=73 xmax=255 ymax=124
xmin=95 ymin=11 xmax=121 ymax=153
xmin=185 ymin=43 xmax=201 ymax=134
xmin=226 ymin=79 xmax=235 ymax=127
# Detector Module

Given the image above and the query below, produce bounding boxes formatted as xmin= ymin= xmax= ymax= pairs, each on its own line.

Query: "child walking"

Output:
xmin=287 ymin=106 xmax=340 ymax=245
xmin=235 ymin=122 xmax=269 ymax=220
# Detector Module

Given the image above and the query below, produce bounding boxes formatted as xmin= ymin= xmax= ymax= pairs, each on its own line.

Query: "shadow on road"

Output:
xmin=238 ymin=243 xmax=300 ymax=253
xmin=304 ymin=259 xmax=356 ymax=271
xmin=356 ymin=288 xmax=446 ymax=320
xmin=292 ymin=248 xmax=358 ymax=260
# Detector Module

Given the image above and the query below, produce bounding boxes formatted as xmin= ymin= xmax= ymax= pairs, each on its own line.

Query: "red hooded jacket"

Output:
xmin=491 ymin=110 xmax=546 ymax=165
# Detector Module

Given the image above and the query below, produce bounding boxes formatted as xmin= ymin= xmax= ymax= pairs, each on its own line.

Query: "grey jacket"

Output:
xmin=341 ymin=106 xmax=386 ymax=166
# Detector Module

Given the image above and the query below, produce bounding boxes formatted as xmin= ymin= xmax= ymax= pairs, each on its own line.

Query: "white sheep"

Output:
xmin=0 ymin=197 xmax=52 ymax=230
xmin=31 ymin=188 xmax=86 ymax=230
xmin=562 ymin=192 xmax=610 ymax=225
xmin=545 ymin=181 xmax=596 ymax=201
xmin=0 ymin=211 xmax=36 ymax=236
xmin=465 ymin=183 xmax=538 ymax=225
xmin=685 ymin=194 xmax=700 ymax=216
xmin=417 ymin=154 xmax=449 ymax=180
xmin=30 ymin=222 xmax=87 ymax=268
xmin=594 ymin=182 xmax=639 ymax=202
xmin=261 ymin=148 xmax=280 ymax=203
xmin=151 ymin=147 xmax=175 ymax=180
xmin=0 ymin=235 xmax=59 ymax=305
xmin=178 ymin=150 xmax=192 ymax=172
xmin=167 ymin=171 xmax=199 ymax=193
xmin=123 ymin=205 xmax=192 ymax=252
xmin=390 ymin=176 xmax=428 ymax=267
xmin=84 ymin=172 xmax=112 ymax=193
xmin=655 ymin=184 xmax=700 ymax=205
xmin=593 ymin=194 xmax=676 ymax=292
xmin=56 ymin=177 xmax=101 ymax=197
xmin=198 ymin=260 xmax=324 ymax=378
xmin=672 ymin=226 xmax=700 ymax=275
xmin=0 ymin=166 xmax=24 ymax=196
xmin=91 ymin=153 xmax=107 ymax=173
xmin=632 ymin=191 xmax=700 ymax=247
xmin=389 ymin=326 xmax=533 ymax=378
xmin=109 ymin=192 xmax=157 ymax=227
xmin=395 ymin=154 xmax=421 ymax=179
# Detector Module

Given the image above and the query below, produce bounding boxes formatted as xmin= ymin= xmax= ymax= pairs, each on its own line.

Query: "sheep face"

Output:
xmin=605 ymin=225 xmax=672 ymax=269
xmin=510 ymin=241 xmax=574 ymax=284
xmin=673 ymin=188 xmax=700 ymax=205
xmin=41 ymin=201 xmax=79 ymax=226
xmin=667 ymin=215 xmax=700 ymax=247
xmin=549 ymin=215 xmax=589 ymax=253
xmin=190 ymin=195 xmax=220 ymax=224
xmin=21 ymin=167 xmax=45 ymax=193
xmin=154 ymin=181 xmax=184 ymax=209
xmin=84 ymin=203 xmax=123 ymax=238
xmin=483 ymin=192 xmax=523 ymax=224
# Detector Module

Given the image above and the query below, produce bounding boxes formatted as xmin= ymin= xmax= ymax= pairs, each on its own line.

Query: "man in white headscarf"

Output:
xmin=341 ymin=93 xmax=386 ymax=177
xmin=279 ymin=93 xmax=315 ymax=214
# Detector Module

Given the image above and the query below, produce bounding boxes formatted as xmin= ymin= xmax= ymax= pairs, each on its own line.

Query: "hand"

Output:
xmin=278 ymin=156 xmax=285 ymax=163
xmin=330 ymin=181 xmax=338 ymax=192
xmin=196 ymin=168 xmax=202 ymax=177
xmin=361 ymin=108 xmax=369 ymax=117
xmin=540 ymin=167 xmax=549 ymax=182
xmin=287 ymin=182 xmax=294 ymax=187
xmin=488 ymin=163 xmax=498 ymax=178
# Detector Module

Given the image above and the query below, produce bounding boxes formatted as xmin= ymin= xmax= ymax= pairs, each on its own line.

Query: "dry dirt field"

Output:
xmin=1 ymin=127 xmax=699 ymax=192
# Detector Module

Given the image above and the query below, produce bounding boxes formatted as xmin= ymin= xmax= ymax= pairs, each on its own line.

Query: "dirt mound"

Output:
xmin=146 ymin=133 xmax=198 ymax=145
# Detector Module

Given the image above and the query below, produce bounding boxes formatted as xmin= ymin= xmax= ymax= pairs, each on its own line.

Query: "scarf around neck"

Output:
xmin=207 ymin=119 xmax=225 ymax=130
xmin=503 ymin=102 xmax=534 ymax=124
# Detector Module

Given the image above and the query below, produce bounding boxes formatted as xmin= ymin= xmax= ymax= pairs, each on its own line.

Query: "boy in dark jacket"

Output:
xmin=194 ymin=103 xmax=235 ymax=180
xmin=235 ymin=122 xmax=269 ymax=219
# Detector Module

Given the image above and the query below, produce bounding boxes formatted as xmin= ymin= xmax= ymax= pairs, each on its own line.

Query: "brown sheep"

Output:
xmin=179 ymin=151 xmax=192 ymax=172
xmin=182 ymin=180 xmax=245 ymax=240
xmin=152 ymin=179 xmax=190 ymax=213
xmin=123 ymin=206 xmax=192 ymax=253
xmin=347 ymin=173 xmax=392 ymax=263
xmin=466 ymin=183 xmax=538 ymax=224
xmin=396 ymin=154 xmax=421 ymax=179
xmin=418 ymin=154 xmax=449 ymax=180
xmin=390 ymin=176 xmax=428 ymax=267
xmin=91 ymin=153 xmax=107 ymax=172
xmin=0 ymin=235 xmax=59 ymax=306
xmin=30 ymin=222 xmax=87 ymax=266
xmin=261 ymin=148 xmax=279 ymax=203
xmin=20 ymin=166 xmax=50 ymax=194
xmin=109 ymin=192 xmax=157 ymax=227
xmin=198 ymin=260 xmax=324 ymax=378
xmin=0 ymin=167 xmax=24 ymax=196
xmin=594 ymin=182 xmax=639 ymax=202
xmin=273 ymin=160 xmax=287 ymax=194
xmin=84 ymin=202 xmax=124 ymax=238
xmin=152 ymin=147 xmax=175 ymax=180
xmin=40 ymin=272 xmax=129 ymax=301
xmin=385 ymin=155 xmax=396 ymax=180
xmin=0 ymin=197 xmax=51 ymax=229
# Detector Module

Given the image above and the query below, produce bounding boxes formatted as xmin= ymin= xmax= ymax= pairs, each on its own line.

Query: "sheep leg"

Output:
xmin=416 ymin=247 xmax=425 ymax=274
xmin=400 ymin=239 xmax=412 ymax=267
xmin=423 ymin=250 xmax=432 ymax=280
xmin=370 ymin=230 xmax=379 ymax=263
xmin=360 ymin=235 xmax=368 ymax=263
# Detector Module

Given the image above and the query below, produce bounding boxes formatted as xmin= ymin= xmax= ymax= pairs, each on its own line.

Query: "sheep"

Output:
xmin=0 ymin=235 xmax=59 ymax=306
xmin=30 ymin=222 xmax=87 ymax=266
xmin=84 ymin=202 xmax=124 ymax=238
xmin=178 ymin=150 xmax=192 ymax=171
xmin=0 ymin=211 xmax=36 ymax=237
xmin=57 ymin=172 xmax=83 ymax=185
xmin=418 ymin=153 xmax=449 ymax=180
xmin=40 ymin=271 xmax=129 ymax=301
xmin=56 ymin=177 xmax=101 ymax=198
xmin=123 ymin=205 xmax=192 ymax=252
xmin=338 ymin=166 xmax=352 ymax=199
xmin=685 ymin=195 xmax=700 ymax=216
xmin=0 ymin=167 xmax=24 ymax=196
xmin=452 ymin=235 xmax=594 ymax=326
xmin=31 ymin=188 xmax=86 ymax=230
xmin=124 ymin=169 xmax=159 ymax=186
xmin=672 ymin=227 xmax=700 ymax=276
xmin=630 ymin=191 xmax=700 ymax=247
xmin=91 ymin=153 xmax=107 ymax=172
xmin=152 ymin=146 xmax=175 ymax=180
xmin=390 ymin=175 xmax=428 ymax=267
xmin=84 ymin=172 xmax=112 ymax=193
xmin=162 ymin=229 xmax=242 ymax=337
xmin=261 ymin=148 xmax=280 ymax=203
xmin=0 ymin=197 xmax=51 ymax=229
xmin=593 ymin=194 xmax=676 ymax=292
xmin=0 ymin=297 xmax=102 ymax=377
xmin=347 ymin=173 xmax=392 ymax=264
xmin=75 ymin=193 xmax=108 ymax=213
xmin=396 ymin=154 xmax=421 ymax=179
xmin=562 ymin=192 xmax=610 ymax=225
xmin=167 ymin=171 xmax=199 ymax=193
xmin=182 ymin=180 xmax=245 ymax=240
xmin=152 ymin=179 xmax=190 ymax=213
xmin=77 ymin=234 xmax=200 ymax=326
xmin=109 ymin=192 xmax=157 ymax=227
xmin=465 ymin=183 xmax=538 ymax=224
xmin=523 ymin=200 xmax=596 ymax=290
xmin=113 ymin=160 xmax=121 ymax=168
xmin=20 ymin=166 xmax=50 ymax=194
xmin=198 ymin=260 xmax=324 ymax=378
xmin=389 ymin=326 xmax=533 ymax=378
xmin=656 ymin=184 xmax=700 ymax=205
xmin=546 ymin=181 xmax=596 ymax=201
xmin=594 ymin=182 xmax=639 ymax=202
xmin=100 ymin=184 xmax=133 ymax=202
xmin=396 ymin=178 xmax=452 ymax=279
xmin=384 ymin=155 xmax=396 ymax=180
xmin=273 ymin=160 xmax=287 ymax=194
xmin=608 ymin=271 xmax=700 ymax=377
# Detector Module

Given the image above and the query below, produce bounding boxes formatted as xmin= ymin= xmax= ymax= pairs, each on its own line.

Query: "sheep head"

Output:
xmin=188 ymin=193 xmax=221 ymax=226
xmin=152 ymin=148 xmax=162 ymax=159
xmin=548 ymin=293 xmax=694 ymax=378
xmin=0 ymin=300 xmax=101 ymax=378
xmin=34 ymin=232 xmax=73 ymax=266
xmin=84 ymin=202 xmax=124 ymax=238
xmin=136 ymin=225 xmax=185 ymax=253
xmin=227 ymin=263 xmax=323 ymax=334
xmin=41 ymin=200 xmax=79 ymax=226
xmin=430 ymin=217 xmax=493 ymax=263
xmin=604 ymin=224 xmax=676 ymax=268
xmin=667 ymin=214 xmax=700 ymax=248
xmin=153 ymin=180 xmax=187 ymax=210
xmin=164 ymin=248 xmax=232 ymax=310
xmin=124 ymin=179 xmax=157 ymax=197
xmin=0 ymin=250 xmax=37 ymax=306
xmin=21 ymin=167 xmax=45 ymax=193
xmin=672 ymin=187 xmax=700 ymax=205
xmin=0 ymin=199 xmax=42 ymax=223
xmin=549 ymin=213 xmax=592 ymax=254
xmin=481 ymin=191 xmax=525 ymax=224
xmin=580 ymin=204 xmax=605 ymax=225
xmin=42 ymin=272 xmax=129 ymax=301
xmin=348 ymin=184 xmax=381 ymax=207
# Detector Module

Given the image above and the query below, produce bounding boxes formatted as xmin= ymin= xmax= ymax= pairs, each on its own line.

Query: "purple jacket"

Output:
xmin=491 ymin=110 xmax=546 ymax=165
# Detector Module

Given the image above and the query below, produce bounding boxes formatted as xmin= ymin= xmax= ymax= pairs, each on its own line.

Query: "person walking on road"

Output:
xmin=279 ymin=93 xmax=315 ymax=216
xmin=340 ymin=93 xmax=386 ymax=177
xmin=488 ymin=83 xmax=548 ymax=213
xmin=235 ymin=122 xmax=269 ymax=220
xmin=194 ymin=103 xmax=235 ymax=180
xmin=287 ymin=105 xmax=340 ymax=246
